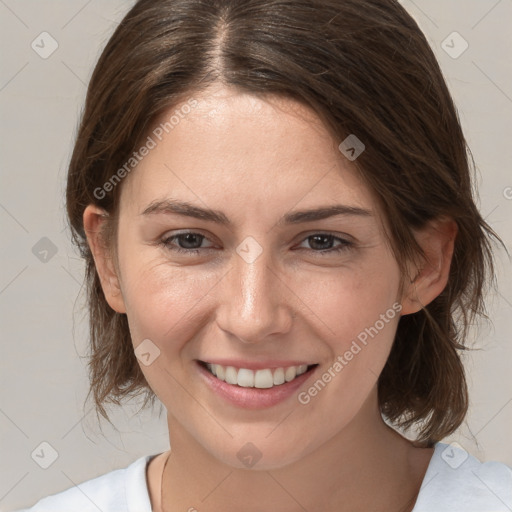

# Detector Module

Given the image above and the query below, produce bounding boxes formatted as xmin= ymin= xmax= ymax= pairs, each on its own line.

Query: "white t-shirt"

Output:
xmin=15 ymin=442 xmax=512 ymax=511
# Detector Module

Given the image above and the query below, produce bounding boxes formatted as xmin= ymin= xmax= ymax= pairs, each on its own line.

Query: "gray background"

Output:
xmin=1 ymin=0 xmax=511 ymax=510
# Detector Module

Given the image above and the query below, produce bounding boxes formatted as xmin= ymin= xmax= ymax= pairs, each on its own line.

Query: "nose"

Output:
xmin=215 ymin=243 xmax=294 ymax=344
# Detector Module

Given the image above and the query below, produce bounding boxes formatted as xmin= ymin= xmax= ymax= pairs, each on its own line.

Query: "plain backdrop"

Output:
xmin=1 ymin=0 xmax=511 ymax=510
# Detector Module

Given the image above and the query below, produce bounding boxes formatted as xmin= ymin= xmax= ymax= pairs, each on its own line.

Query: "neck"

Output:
xmin=160 ymin=392 xmax=432 ymax=512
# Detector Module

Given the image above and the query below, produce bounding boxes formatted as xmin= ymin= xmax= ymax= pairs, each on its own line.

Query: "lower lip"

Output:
xmin=196 ymin=361 xmax=318 ymax=409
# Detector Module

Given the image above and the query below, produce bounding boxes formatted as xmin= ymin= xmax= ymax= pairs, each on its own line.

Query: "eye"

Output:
xmin=296 ymin=233 xmax=354 ymax=255
xmin=159 ymin=231 xmax=354 ymax=256
xmin=160 ymin=231 xmax=214 ymax=255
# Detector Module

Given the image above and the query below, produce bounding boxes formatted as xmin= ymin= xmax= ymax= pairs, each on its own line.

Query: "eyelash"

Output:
xmin=159 ymin=231 xmax=354 ymax=256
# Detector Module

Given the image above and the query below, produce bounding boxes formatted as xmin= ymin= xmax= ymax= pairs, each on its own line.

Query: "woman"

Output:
xmin=18 ymin=0 xmax=512 ymax=511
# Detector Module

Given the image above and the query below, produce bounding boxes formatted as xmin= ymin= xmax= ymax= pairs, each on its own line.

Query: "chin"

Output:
xmin=204 ymin=434 xmax=316 ymax=471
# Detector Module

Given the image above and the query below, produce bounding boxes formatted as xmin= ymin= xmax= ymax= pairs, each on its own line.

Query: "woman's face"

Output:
xmin=101 ymin=84 xmax=408 ymax=469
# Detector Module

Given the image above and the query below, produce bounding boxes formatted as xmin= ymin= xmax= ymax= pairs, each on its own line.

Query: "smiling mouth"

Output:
xmin=198 ymin=361 xmax=319 ymax=389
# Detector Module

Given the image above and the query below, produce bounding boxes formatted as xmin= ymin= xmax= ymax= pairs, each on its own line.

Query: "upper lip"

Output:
xmin=198 ymin=359 xmax=317 ymax=370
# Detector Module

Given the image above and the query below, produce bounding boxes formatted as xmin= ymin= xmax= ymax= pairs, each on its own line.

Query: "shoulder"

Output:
xmin=414 ymin=442 xmax=512 ymax=512
xmin=14 ymin=454 xmax=155 ymax=512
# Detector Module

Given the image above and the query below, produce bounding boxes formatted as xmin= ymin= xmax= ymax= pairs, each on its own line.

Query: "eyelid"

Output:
xmin=160 ymin=230 xmax=216 ymax=249
xmin=297 ymin=229 xmax=356 ymax=243
xmin=294 ymin=233 xmax=354 ymax=254
xmin=160 ymin=230 xmax=356 ymax=256
xmin=160 ymin=229 xmax=354 ymax=244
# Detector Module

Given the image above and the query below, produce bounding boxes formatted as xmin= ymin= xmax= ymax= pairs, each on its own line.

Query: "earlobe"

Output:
xmin=83 ymin=204 xmax=127 ymax=314
xmin=401 ymin=217 xmax=457 ymax=316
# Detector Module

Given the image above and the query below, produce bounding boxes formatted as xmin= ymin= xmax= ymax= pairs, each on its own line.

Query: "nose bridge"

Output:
xmin=238 ymin=247 xmax=272 ymax=318
xmin=218 ymin=237 xmax=292 ymax=342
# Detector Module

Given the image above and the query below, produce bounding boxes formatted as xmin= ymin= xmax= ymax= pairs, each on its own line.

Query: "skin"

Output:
xmin=84 ymin=83 xmax=456 ymax=511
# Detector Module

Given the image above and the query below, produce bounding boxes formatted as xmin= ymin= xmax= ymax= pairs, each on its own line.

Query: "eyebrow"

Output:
xmin=140 ymin=199 xmax=372 ymax=226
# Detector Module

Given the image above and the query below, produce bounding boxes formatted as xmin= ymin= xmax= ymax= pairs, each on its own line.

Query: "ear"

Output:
xmin=83 ymin=204 xmax=127 ymax=314
xmin=400 ymin=216 xmax=457 ymax=315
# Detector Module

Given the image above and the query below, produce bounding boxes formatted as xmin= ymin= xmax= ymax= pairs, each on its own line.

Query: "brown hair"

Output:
xmin=66 ymin=0 xmax=500 ymax=445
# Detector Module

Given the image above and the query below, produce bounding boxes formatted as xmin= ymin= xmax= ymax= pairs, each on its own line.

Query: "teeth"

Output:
xmin=204 ymin=362 xmax=312 ymax=388
xmin=225 ymin=366 xmax=238 ymax=385
xmin=255 ymin=369 xmax=274 ymax=389
xmin=215 ymin=364 xmax=225 ymax=381
xmin=273 ymin=367 xmax=285 ymax=385
xmin=237 ymin=368 xmax=255 ymax=387
xmin=285 ymin=366 xmax=297 ymax=382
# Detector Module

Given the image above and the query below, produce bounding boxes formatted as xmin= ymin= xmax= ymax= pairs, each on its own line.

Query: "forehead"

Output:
xmin=121 ymin=85 xmax=377 ymax=222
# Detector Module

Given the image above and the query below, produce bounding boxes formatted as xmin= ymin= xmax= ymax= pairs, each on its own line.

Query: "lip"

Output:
xmin=196 ymin=360 xmax=319 ymax=409
xmin=200 ymin=359 xmax=315 ymax=370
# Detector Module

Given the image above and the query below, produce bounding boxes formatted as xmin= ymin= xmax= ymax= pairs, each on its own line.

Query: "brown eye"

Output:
xmin=298 ymin=233 xmax=353 ymax=255
xmin=160 ymin=231 xmax=214 ymax=255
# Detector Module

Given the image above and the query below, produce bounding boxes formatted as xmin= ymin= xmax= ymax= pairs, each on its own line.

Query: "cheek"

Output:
xmin=118 ymin=252 xmax=219 ymax=350
xmin=311 ymin=256 xmax=401 ymax=346
xmin=301 ymin=254 xmax=402 ymax=405
xmin=118 ymin=243 xmax=402 ymax=349
xmin=266 ymin=256 xmax=402 ymax=448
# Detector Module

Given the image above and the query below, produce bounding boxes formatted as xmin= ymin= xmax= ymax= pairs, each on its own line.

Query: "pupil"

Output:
xmin=181 ymin=233 xmax=201 ymax=248
xmin=310 ymin=235 xmax=332 ymax=250
xmin=178 ymin=234 xmax=333 ymax=250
